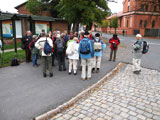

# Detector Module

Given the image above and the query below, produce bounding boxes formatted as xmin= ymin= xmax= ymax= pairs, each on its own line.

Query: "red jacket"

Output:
xmin=52 ymin=36 xmax=55 ymax=52
xmin=109 ymin=37 xmax=120 ymax=50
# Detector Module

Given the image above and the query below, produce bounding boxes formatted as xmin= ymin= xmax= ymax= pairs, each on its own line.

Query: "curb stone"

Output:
xmin=34 ymin=62 xmax=125 ymax=120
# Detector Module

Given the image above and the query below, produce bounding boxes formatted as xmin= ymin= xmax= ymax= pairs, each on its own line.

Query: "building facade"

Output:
xmin=101 ymin=0 xmax=160 ymax=37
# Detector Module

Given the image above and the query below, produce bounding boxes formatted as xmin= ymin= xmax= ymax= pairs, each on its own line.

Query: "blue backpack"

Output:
xmin=80 ymin=38 xmax=90 ymax=54
xmin=44 ymin=38 xmax=52 ymax=55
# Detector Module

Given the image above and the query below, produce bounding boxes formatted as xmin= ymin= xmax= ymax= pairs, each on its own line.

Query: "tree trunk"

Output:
xmin=73 ymin=21 xmax=79 ymax=33
xmin=115 ymin=28 xmax=117 ymax=34
xmin=86 ymin=22 xmax=93 ymax=31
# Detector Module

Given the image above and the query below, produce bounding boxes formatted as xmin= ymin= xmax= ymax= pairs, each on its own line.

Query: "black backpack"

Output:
xmin=57 ymin=39 xmax=64 ymax=53
xmin=11 ymin=58 xmax=19 ymax=66
xmin=142 ymin=41 xmax=149 ymax=54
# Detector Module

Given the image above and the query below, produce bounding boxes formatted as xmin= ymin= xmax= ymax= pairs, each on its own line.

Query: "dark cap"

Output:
xmin=84 ymin=31 xmax=89 ymax=35
xmin=95 ymin=33 xmax=100 ymax=37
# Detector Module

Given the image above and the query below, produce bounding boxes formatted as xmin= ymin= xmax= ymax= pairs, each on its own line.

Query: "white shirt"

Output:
xmin=35 ymin=37 xmax=53 ymax=56
xmin=67 ymin=41 xmax=79 ymax=60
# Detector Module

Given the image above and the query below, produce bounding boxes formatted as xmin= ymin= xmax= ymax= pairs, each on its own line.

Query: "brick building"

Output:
xmin=15 ymin=1 xmax=68 ymax=33
xmin=100 ymin=0 xmax=160 ymax=37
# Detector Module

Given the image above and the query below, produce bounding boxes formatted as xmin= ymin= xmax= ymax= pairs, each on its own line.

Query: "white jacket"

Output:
xmin=35 ymin=37 xmax=53 ymax=56
xmin=67 ymin=41 xmax=79 ymax=60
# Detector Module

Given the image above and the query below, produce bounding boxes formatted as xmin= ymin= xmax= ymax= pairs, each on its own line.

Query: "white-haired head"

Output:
xmin=136 ymin=34 xmax=142 ymax=38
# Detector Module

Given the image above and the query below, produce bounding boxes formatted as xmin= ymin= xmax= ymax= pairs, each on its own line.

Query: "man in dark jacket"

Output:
xmin=22 ymin=31 xmax=32 ymax=63
xmin=109 ymin=34 xmax=120 ymax=62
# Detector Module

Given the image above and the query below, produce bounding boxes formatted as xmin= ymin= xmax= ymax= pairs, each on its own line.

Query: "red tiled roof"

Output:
xmin=107 ymin=11 xmax=123 ymax=19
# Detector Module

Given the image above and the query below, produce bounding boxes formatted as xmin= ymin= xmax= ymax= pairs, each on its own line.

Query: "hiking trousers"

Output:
xmin=69 ymin=59 xmax=78 ymax=73
xmin=81 ymin=58 xmax=92 ymax=79
xmin=109 ymin=49 xmax=117 ymax=61
xmin=42 ymin=56 xmax=53 ymax=74
xmin=25 ymin=47 xmax=31 ymax=63
xmin=132 ymin=58 xmax=141 ymax=71
xmin=93 ymin=56 xmax=102 ymax=69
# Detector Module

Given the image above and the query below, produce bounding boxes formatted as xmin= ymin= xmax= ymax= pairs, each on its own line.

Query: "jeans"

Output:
xmin=32 ymin=53 xmax=37 ymax=66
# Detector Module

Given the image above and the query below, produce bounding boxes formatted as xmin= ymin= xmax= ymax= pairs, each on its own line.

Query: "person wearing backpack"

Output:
xmin=92 ymin=33 xmax=106 ymax=73
xmin=132 ymin=34 xmax=144 ymax=74
xmin=21 ymin=31 xmax=32 ymax=63
xmin=30 ymin=35 xmax=39 ymax=67
xmin=66 ymin=37 xmax=79 ymax=75
xmin=78 ymin=31 xmax=94 ymax=80
xmin=55 ymin=34 xmax=66 ymax=71
xmin=109 ymin=34 xmax=120 ymax=62
xmin=35 ymin=32 xmax=53 ymax=77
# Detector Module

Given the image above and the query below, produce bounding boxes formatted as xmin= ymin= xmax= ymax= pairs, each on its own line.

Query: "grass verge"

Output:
xmin=3 ymin=42 xmax=22 ymax=50
xmin=0 ymin=50 xmax=25 ymax=67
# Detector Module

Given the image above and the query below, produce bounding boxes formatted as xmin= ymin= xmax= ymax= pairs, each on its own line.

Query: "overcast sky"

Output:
xmin=0 ymin=0 xmax=123 ymax=13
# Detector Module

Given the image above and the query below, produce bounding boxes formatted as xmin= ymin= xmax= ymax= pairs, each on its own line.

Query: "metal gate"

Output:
xmin=144 ymin=29 xmax=160 ymax=37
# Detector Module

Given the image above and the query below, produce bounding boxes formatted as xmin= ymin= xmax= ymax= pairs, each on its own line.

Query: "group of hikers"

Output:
xmin=21 ymin=29 xmax=147 ymax=79
xmin=21 ymin=30 xmax=121 ymax=79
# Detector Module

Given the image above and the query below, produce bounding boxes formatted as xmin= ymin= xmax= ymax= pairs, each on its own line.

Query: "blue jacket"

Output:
xmin=94 ymin=39 xmax=106 ymax=57
xmin=78 ymin=37 xmax=94 ymax=59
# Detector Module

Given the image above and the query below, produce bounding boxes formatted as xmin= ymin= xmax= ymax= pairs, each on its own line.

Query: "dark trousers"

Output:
xmin=25 ymin=48 xmax=31 ymax=63
xmin=52 ymin=52 xmax=55 ymax=66
xmin=109 ymin=49 xmax=117 ymax=61
xmin=57 ymin=52 xmax=66 ymax=70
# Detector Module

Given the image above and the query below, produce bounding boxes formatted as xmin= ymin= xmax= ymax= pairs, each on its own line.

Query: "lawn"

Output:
xmin=3 ymin=42 xmax=22 ymax=50
xmin=0 ymin=50 xmax=25 ymax=67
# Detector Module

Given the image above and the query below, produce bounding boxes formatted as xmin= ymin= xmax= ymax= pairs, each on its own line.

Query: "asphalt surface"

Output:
xmin=0 ymin=33 xmax=159 ymax=120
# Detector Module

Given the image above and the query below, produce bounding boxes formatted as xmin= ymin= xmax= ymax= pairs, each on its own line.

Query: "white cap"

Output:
xmin=136 ymin=34 xmax=142 ymax=38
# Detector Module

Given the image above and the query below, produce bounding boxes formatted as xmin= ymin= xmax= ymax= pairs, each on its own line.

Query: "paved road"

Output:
xmin=0 ymin=45 xmax=118 ymax=120
xmin=51 ymin=64 xmax=160 ymax=120
xmin=0 ymin=33 xmax=159 ymax=120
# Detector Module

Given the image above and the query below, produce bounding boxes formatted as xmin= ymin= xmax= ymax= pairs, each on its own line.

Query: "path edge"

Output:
xmin=34 ymin=62 xmax=125 ymax=120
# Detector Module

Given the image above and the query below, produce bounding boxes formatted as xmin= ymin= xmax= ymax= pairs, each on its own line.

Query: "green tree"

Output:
xmin=56 ymin=0 xmax=110 ymax=32
xmin=26 ymin=0 xmax=42 ymax=15
xmin=110 ymin=17 xmax=118 ymax=34
xmin=102 ymin=20 xmax=109 ymax=33
xmin=26 ymin=0 xmax=60 ymax=17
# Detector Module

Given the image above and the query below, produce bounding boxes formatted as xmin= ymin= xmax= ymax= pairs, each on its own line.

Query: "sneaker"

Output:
xmin=43 ymin=73 xmax=47 ymax=78
xmin=96 ymin=68 xmax=100 ymax=73
xmin=49 ymin=73 xmax=53 ymax=77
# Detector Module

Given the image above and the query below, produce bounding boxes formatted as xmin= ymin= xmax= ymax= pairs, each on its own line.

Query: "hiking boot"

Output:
xmin=74 ymin=72 xmax=77 ymax=75
xmin=49 ymin=73 xmax=53 ymax=77
xmin=81 ymin=78 xmax=86 ymax=81
xmin=43 ymin=73 xmax=47 ymax=78
xmin=68 ymin=72 xmax=71 ymax=75
xmin=92 ymin=68 xmax=96 ymax=73
xmin=63 ymin=68 xmax=66 ymax=71
xmin=96 ymin=68 xmax=100 ymax=73
xmin=87 ymin=77 xmax=91 ymax=80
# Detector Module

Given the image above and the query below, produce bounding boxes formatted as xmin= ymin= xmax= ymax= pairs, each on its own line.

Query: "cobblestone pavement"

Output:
xmin=51 ymin=64 xmax=160 ymax=120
